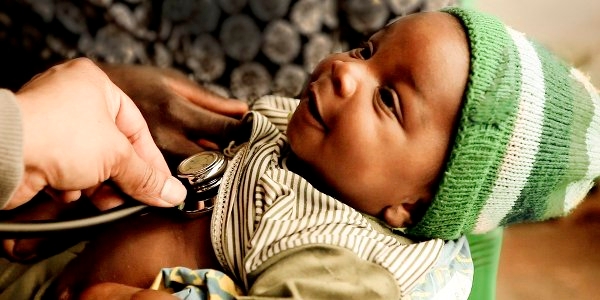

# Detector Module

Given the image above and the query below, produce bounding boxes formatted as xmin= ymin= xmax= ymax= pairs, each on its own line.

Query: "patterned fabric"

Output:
xmin=211 ymin=95 xmax=452 ymax=298
xmin=408 ymin=7 xmax=600 ymax=239
xmin=149 ymin=238 xmax=473 ymax=300
xmin=408 ymin=237 xmax=473 ymax=300
xmin=150 ymin=267 xmax=242 ymax=300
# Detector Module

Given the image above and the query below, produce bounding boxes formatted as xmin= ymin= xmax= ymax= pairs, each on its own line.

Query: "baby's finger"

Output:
xmin=5 ymin=173 xmax=46 ymax=210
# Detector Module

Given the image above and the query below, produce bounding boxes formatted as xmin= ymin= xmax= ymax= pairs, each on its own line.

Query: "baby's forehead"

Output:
xmin=367 ymin=12 xmax=468 ymax=61
xmin=374 ymin=11 xmax=464 ymax=40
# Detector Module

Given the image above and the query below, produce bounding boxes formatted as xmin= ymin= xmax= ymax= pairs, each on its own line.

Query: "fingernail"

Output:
xmin=160 ymin=177 xmax=187 ymax=206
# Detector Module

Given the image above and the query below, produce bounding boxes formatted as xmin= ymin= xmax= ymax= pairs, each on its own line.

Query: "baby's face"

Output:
xmin=287 ymin=12 xmax=469 ymax=227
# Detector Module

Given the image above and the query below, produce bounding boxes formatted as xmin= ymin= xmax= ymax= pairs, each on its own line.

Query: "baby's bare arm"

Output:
xmin=79 ymin=282 xmax=178 ymax=300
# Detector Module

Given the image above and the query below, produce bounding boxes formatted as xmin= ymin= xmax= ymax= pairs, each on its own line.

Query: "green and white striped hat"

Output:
xmin=407 ymin=7 xmax=600 ymax=240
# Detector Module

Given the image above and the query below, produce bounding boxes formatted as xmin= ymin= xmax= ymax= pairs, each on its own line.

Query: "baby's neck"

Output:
xmin=285 ymin=152 xmax=337 ymax=198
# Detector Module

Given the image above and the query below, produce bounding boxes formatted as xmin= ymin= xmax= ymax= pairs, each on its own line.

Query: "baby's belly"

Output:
xmin=46 ymin=211 xmax=220 ymax=299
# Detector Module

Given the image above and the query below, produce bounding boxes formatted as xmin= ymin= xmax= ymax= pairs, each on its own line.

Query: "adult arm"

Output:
xmin=0 ymin=89 xmax=23 ymax=209
xmin=1 ymin=62 xmax=249 ymax=261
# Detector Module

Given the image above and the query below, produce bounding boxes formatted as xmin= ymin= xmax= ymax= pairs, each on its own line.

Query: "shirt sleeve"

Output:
xmin=0 ymin=89 xmax=23 ymax=209
xmin=240 ymin=245 xmax=401 ymax=300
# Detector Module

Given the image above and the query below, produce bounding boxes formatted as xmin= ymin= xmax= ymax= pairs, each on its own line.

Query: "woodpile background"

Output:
xmin=0 ymin=0 xmax=458 ymax=103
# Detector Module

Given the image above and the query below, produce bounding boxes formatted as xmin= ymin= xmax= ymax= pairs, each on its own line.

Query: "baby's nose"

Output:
xmin=331 ymin=60 xmax=357 ymax=98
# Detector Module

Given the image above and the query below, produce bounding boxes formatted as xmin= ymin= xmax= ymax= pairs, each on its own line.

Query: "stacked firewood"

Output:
xmin=0 ymin=0 xmax=458 ymax=103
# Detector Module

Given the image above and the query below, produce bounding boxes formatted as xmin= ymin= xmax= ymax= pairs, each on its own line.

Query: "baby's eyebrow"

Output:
xmin=370 ymin=23 xmax=393 ymax=43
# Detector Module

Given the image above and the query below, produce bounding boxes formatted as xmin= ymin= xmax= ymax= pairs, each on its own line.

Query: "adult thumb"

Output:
xmin=111 ymin=150 xmax=187 ymax=207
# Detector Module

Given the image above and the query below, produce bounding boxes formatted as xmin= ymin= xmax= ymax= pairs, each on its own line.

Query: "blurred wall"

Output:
xmin=475 ymin=0 xmax=600 ymax=86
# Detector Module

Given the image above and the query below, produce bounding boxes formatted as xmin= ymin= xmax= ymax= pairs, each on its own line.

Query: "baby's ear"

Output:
xmin=382 ymin=205 xmax=411 ymax=228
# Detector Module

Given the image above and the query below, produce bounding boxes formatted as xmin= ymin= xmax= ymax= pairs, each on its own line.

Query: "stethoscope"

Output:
xmin=0 ymin=152 xmax=226 ymax=237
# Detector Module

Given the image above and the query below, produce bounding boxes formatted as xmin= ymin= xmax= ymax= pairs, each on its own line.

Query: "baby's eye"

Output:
xmin=379 ymin=87 xmax=396 ymax=109
xmin=357 ymin=42 xmax=373 ymax=59
xmin=378 ymin=87 xmax=402 ymax=122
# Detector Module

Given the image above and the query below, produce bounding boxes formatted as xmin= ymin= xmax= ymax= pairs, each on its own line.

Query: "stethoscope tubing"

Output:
xmin=0 ymin=204 xmax=148 ymax=237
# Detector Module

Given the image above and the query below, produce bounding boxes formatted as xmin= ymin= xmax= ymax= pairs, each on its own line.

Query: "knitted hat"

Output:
xmin=406 ymin=7 xmax=600 ymax=240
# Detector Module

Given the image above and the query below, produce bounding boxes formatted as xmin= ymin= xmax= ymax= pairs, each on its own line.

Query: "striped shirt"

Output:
xmin=211 ymin=95 xmax=447 ymax=297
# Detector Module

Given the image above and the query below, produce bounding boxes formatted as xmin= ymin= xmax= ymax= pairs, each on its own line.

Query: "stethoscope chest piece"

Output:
xmin=176 ymin=151 xmax=228 ymax=217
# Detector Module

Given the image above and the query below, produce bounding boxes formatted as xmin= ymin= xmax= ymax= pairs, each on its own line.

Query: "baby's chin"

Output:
xmin=284 ymin=147 xmax=335 ymax=196
xmin=285 ymin=111 xmax=303 ymax=149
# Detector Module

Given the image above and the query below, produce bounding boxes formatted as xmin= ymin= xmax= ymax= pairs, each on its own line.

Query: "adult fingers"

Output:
xmin=110 ymin=144 xmax=186 ymax=207
xmin=165 ymin=76 xmax=248 ymax=117
xmin=188 ymin=113 xmax=243 ymax=148
xmin=44 ymin=189 xmax=82 ymax=203
xmin=155 ymin=130 xmax=206 ymax=161
xmin=168 ymin=98 xmax=245 ymax=147
xmin=88 ymin=184 xmax=126 ymax=211
xmin=5 ymin=172 xmax=46 ymax=210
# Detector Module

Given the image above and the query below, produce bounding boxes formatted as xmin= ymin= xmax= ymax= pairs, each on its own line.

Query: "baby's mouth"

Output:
xmin=307 ymin=87 xmax=327 ymax=130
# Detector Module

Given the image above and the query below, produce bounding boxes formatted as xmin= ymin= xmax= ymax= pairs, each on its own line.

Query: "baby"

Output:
xmin=38 ymin=6 xmax=600 ymax=300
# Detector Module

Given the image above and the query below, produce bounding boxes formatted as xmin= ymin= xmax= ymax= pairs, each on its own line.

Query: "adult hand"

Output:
xmin=99 ymin=64 xmax=249 ymax=168
xmin=8 ymin=58 xmax=187 ymax=210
